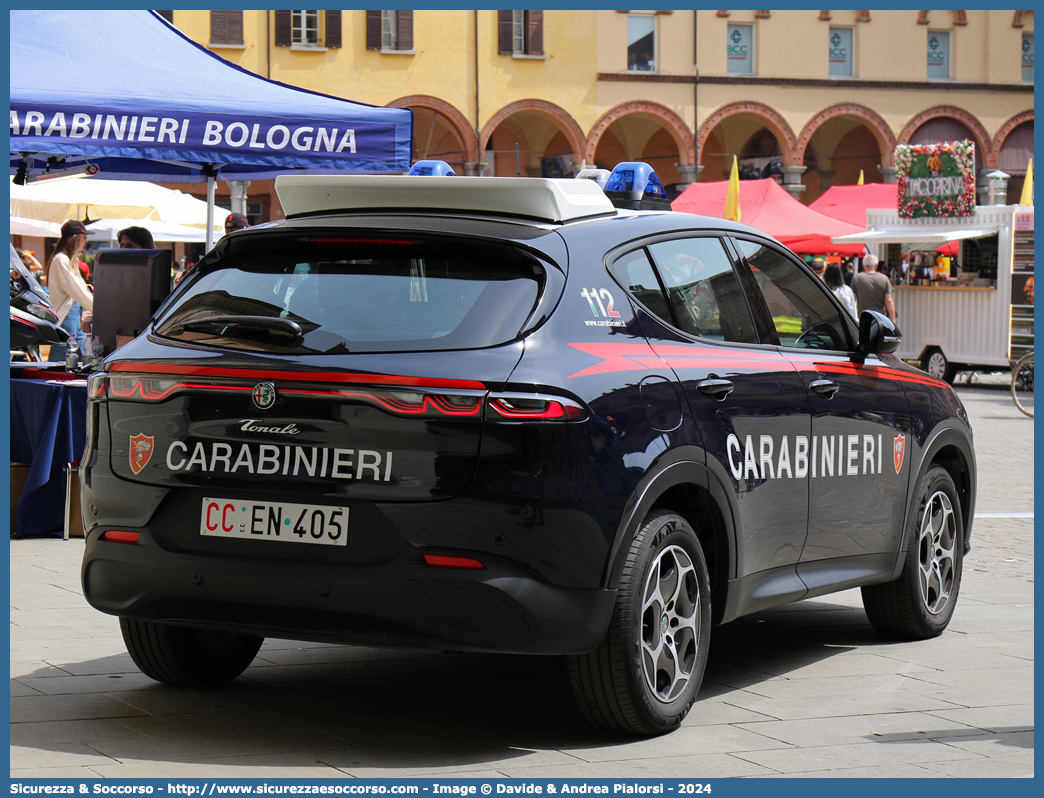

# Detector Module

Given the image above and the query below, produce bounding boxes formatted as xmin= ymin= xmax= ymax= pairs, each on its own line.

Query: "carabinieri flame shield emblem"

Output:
xmin=129 ymin=433 xmax=154 ymax=475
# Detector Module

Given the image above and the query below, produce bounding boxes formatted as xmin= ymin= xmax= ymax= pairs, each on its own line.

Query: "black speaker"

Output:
xmin=92 ymin=248 xmax=173 ymax=354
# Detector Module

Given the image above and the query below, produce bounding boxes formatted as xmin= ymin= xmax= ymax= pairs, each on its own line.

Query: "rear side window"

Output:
xmin=155 ymin=239 xmax=545 ymax=354
xmin=645 ymin=237 xmax=758 ymax=344
xmin=614 ymin=248 xmax=672 ymax=322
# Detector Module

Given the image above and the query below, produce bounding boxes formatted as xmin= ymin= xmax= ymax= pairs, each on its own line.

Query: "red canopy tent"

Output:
xmin=671 ymin=177 xmax=866 ymax=255
xmin=808 ymin=183 xmax=899 ymax=227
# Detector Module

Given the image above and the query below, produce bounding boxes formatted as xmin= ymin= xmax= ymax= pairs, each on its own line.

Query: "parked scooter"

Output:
xmin=10 ymin=243 xmax=68 ymax=362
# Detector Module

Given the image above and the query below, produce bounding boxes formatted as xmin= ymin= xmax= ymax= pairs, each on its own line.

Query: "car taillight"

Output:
xmin=423 ymin=554 xmax=485 ymax=570
xmin=88 ymin=373 xmax=108 ymax=399
xmin=282 ymin=387 xmax=484 ymax=418
xmin=308 ymin=237 xmax=413 ymax=247
xmin=100 ymin=531 xmax=140 ymax=545
xmin=487 ymin=393 xmax=588 ymax=421
xmin=107 ymin=374 xmax=220 ymax=402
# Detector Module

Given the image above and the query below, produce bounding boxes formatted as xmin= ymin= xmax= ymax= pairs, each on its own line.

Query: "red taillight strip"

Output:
xmin=309 ymin=237 xmax=413 ymax=247
xmin=423 ymin=554 xmax=486 ymax=570
xmin=109 ymin=380 xmax=252 ymax=402
xmin=489 ymin=399 xmax=565 ymax=419
xmin=281 ymin=388 xmax=483 ymax=417
xmin=11 ymin=315 xmax=35 ymax=327
xmin=109 ymin=362 xmax=485 ymax=391
xmin=100 ymin=531 xmax=140 ymax=545
xmin=105 ymin=376 xmax=485 ymax=418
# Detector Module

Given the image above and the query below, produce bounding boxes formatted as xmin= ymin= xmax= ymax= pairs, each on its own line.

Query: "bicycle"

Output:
xmin=1010 ymin=350 xmax=1034 ymax=417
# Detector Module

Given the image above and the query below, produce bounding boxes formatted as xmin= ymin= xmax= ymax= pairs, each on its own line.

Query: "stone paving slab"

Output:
xmin=732 ymin=711 xmax=985 ymax=747
xmin=915 ymin=753 xmax=1035 ymax=778
xmin=11 ymin=718 xmax=151 ymax=747
xmin=9 ymin=384 xmax=1033 ymax=779
xmin=498 ymin=756 xmax=775 ymax=779
xmin=730 ymin=738 xmax=977 ymax=774
xmin=87 ymin=754 xmax=349 ymax=779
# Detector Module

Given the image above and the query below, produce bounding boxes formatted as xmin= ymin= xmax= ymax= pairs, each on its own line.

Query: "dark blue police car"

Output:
xmin=80 ymin=162 xmax=976 ymax=735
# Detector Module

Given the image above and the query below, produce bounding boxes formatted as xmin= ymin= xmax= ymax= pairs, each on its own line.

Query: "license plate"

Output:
xmin=200 ymin=498 xmax=348 ymax=546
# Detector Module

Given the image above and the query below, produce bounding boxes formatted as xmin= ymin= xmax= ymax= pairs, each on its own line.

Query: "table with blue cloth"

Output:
xmin=10 ymin=377 xmax=88 ymax=537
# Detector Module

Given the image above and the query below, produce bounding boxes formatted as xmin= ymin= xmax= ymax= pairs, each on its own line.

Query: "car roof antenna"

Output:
xmin=515 ymin=143 xmax=521 ymax=178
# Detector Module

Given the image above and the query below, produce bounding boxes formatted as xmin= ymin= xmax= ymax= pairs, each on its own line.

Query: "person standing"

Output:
xmin=45 ymin=220 xmax=94 ymax=361
xmin=851 ymin=254 xmax=896 ymax=323
xmin=824 ymin=263 xmax=858 ymax=318
xmin=117 ymin=226 xmax=155 ymax=249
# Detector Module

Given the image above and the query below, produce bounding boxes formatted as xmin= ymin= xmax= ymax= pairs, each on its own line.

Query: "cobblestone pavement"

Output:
xmin=10 ymin=384 xmax=1032 ymax=779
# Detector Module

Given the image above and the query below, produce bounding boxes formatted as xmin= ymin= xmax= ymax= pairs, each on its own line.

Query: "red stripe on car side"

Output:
xmin=792 ymin=361 xmax=951 ymax=388
xmin=568 ymin=342 xmax=951 ymax=389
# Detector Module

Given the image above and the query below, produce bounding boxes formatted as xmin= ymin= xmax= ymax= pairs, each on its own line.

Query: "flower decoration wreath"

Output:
xmin=895 ymin=140 xmax=976 ymax=218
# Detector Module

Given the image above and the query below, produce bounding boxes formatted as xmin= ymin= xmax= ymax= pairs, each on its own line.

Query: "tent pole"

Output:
xmin=206 ymin=172 xmax=216 ymax=250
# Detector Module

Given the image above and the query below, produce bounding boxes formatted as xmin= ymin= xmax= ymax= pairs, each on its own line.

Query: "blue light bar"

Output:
xmin=605 ymin=162 xmax=668 ymax=198
xmin=407 ymin=160 xmax=457 ymax=177
xmin=603 ymin=162 xmax=671 ymax=211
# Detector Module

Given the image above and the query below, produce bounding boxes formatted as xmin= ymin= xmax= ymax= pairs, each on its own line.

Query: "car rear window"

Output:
xmin=155 ymin=239 xmax=546 ymax=354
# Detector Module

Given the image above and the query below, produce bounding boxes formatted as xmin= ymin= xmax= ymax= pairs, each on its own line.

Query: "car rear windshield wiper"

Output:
xmin=177 ymin=314 xmax=304 ymax=341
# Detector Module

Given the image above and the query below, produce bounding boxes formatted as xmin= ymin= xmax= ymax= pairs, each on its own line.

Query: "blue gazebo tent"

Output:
xmin=10 ymin=10 xmax=413 ymax=245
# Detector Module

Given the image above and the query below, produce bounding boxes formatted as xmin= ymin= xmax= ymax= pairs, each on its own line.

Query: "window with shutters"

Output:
xmin=292 ymin=10 xmax=320 ymax=46
xmin=275 ymin=10 xmax=340 ymax=49
xmin=366 ymin=10 xmax=414 ymax=52
xmin=498 ymin=10 xmax=544 ymax=57
xmin=210 ymin=11 xmax=244 ymax=47
xmin=1022 ymin=33 xmax=1034 ymax=83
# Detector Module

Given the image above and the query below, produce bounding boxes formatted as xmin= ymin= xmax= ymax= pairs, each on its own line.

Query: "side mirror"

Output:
xmin=857 ymin=310 xmax=902 ymax=356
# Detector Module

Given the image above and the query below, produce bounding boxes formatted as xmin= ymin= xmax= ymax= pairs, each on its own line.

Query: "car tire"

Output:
xmin=923 ymin=348 xmax=957 ymax=384
xmin=568 ymin=509 xmax=711 ymax=735
xmin=120 ymin=617 xmax=263 ymax=687
xmin=861 ymin=465 xmax=964 ymax=639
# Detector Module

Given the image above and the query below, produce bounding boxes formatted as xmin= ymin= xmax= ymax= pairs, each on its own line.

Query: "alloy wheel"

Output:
xmin=640 ymin=544 xmax=701 ymax=702
xmin=918 ymin=490 xmax=957 ymax=615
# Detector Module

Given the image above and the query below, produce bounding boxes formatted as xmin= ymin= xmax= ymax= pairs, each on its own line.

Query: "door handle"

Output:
xmin=697 ymin=378 xmax=734 ymax=400
xmin=810 ymin=379 xmax=840 ymax=399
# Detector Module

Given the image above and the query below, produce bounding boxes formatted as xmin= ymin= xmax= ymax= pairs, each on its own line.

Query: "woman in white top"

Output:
xmin=824 ymin=263 xmax=858 ymax=318
xmin=45 ymin=220 xmax=94 ymax=360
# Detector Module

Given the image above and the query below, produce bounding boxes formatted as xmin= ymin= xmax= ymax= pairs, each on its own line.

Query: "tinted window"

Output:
xmin=735 ymin=239 xmax=850 ymax=351
xmin=156 ymin=241 xmax=543 ymax=354
xmin=646 ymin=237 xmax=757 ymax=344
xmin=614 ymin=248 xmax=671 ymax=322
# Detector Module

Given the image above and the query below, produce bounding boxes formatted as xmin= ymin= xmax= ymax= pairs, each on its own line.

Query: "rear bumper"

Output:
xmin=81 ymin=531 xmax=616 ymax=655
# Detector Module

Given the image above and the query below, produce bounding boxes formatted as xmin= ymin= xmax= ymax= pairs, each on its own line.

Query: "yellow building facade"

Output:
xmin=159 ymin=9 xmax=1033 ymax=220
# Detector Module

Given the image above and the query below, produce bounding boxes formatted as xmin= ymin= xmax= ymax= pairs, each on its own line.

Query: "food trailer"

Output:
xmin=834 ymin=205 xmax=1033 ymax=383
xmin=831 ymin=141 xmax=1034 ymax=383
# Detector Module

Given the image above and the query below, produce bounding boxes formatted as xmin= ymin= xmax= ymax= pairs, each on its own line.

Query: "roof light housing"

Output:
xmin=276 ymin=174 xmax=616 ymax=224
xmin=575 ymin=168 xmax=612 ymax=190
xmin=604 ymin=162 xmax=672 ymax=212
xmin=407 ymin=160 xmax=457 ymax=177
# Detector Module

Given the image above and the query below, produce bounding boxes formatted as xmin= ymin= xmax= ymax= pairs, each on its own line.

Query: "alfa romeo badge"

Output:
xmin=252 ymin=382 xmax=277 ymax=410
